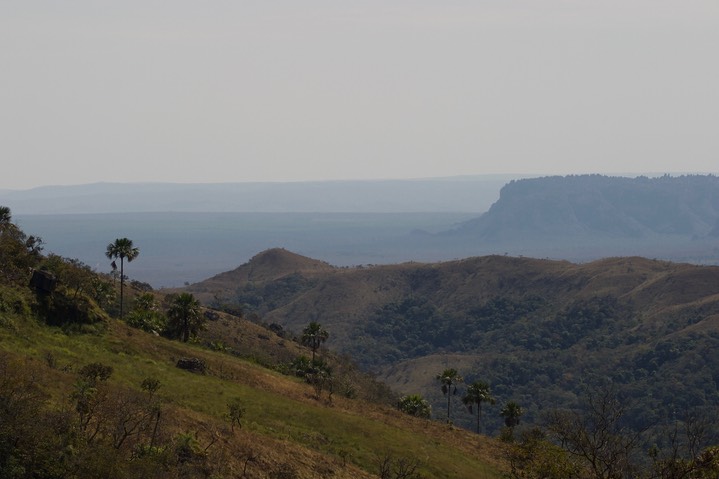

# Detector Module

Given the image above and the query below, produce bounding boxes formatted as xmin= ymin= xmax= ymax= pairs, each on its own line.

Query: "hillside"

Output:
xmin=0 ymin=214 xmax=506 ymax=479
xmin=186 ymin=251 xmax=719 ymax=438
xmin=202 ymin=248 xmax=335 ymax=285
xmin=0 ymin=316 xmax=506 ymax=478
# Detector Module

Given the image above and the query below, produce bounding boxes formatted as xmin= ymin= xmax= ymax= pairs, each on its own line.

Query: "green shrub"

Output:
xmin=126 ymin=310 xmax=167 ymax=334
xmin=398 ymin=394 xmax=432 ymax=419
xmin=37 ymin=290 xmax=107 ymax=327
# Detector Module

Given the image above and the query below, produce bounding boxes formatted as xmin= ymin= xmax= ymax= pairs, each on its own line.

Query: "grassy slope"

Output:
xmin=0 ymin=312 xmax=505 ymax=479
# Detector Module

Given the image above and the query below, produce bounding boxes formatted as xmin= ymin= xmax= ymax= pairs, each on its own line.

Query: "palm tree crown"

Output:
xmin=105 ymin=237 xmax=140 ymax=263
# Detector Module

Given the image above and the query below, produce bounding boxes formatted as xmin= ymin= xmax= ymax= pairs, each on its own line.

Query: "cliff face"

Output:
xmin=453 ymin=175 xmax=719 ymax=240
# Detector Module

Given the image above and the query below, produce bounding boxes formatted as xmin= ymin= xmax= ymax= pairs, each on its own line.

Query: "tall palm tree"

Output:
xmin=167 ymin=293 xmax=202 ymax=342
xmin=462 ymin=380 xmax=495 ymax=434
xmin=436 ymin=368 xmax=463 ymax=423
xmin=301 ymin=321 xmax=329 ymax=362
xmin=105 ymin=237 xmax=139 ymax=319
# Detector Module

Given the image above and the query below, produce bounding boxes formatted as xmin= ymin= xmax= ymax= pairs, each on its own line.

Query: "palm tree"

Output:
xmin=105 ymin=237 xmax=139 ymax=319
xmin=436 ymin=368 xmax=463 ymax=423
xmin=166 ymin=293 xmax=202 ymax=342
xmin=0 ymin=206 xmax=17 ymax=235
xmin=500 ymin=401 xmax=524 ymax=437
xmin=301 ymin=321 xmax=329 ymax=362
xmin=0 ymin=206 xmax=11 ymax=227
xmin=398 ymin=394 xmax=432 ymax=419
xmin=462 ymin=380 xmax=495 ymax=434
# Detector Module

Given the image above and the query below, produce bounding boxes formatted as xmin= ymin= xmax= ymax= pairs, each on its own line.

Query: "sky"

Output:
xmin=1 ymin=1 xmax=718 ymax=190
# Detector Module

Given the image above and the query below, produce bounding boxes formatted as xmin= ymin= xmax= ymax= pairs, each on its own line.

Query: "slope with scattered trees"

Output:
xmin=186 ymin=249 xmax=719 ymax=442
xmin=1 ymin=207 xmax=507 ymax=478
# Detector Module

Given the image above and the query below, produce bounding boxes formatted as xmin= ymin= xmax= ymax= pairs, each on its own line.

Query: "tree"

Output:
xmin=105 ymin=238 xmax=139 ymax=319
xmin=290 ymin=355 xmax=333 ymax=400
xmin=501 ymin=401 xmax=524 ymax=440
xmin=376 ymin=453 xmax=422 ymax=479
xmin=0 ymin=206 xmax=43 ymax=283
xmin=227 ymin=398 xmax=245 ymax=432
xmin=501 ymin=401 xmax=523 ymax=428
xmin=126 ymin=293 xmax=166 ymax=333
xmin=462 ymin=380 xmax=495 ymax=434
xmin=301 ymin=321 xmax=329 ymax=362
xmin=307 ymin=359 xmax=332 ymax=400
xmin=436 ymin=368 xmax=463 ymax=423
xmin=89 ymin=277 xmax=115 ymax=311
xmin=505 ymin=427 xmax=580 ymax=479
xmin=165 ymin=293 xmax=203 ymax=342
xmin=72 ymin=363 xmax=114 ymax=439
xmin=0 ymin=205 xmax=11 ymax=226
xmin=545 ymin=386 xmax=640 ymax=479
xmin=398 ymin=394 xmax=432 ymax=419
xmin=648 ymin=410 xmax=719 ymax=479
xmin=42 ymin=254 xmax=95 ymax=300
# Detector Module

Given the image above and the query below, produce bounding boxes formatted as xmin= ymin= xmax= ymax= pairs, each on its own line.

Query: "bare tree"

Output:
xmin=545 ymin=386 xmax=641 ymax=479
xmin=648 ymin=408 xmax=719 ymax=479
xmin=376 ymin=453 xmax=422 ymax=479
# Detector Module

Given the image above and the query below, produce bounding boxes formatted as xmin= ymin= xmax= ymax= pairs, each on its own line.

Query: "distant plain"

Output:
xmin=15 ymin=211 xmax=479 ymax=287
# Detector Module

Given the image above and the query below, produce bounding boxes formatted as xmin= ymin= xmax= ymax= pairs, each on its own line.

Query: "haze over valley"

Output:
xmin=6 ymin=174 xmax=719 ymax=287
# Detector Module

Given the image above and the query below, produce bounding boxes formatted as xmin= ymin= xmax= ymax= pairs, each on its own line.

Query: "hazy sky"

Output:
xmin=2 ymin=1 xmax=718 ymax=190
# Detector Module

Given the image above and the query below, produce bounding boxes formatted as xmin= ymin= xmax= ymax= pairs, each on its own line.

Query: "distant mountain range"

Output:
xmin=0 ymin=175 xmax=525 ymax=214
